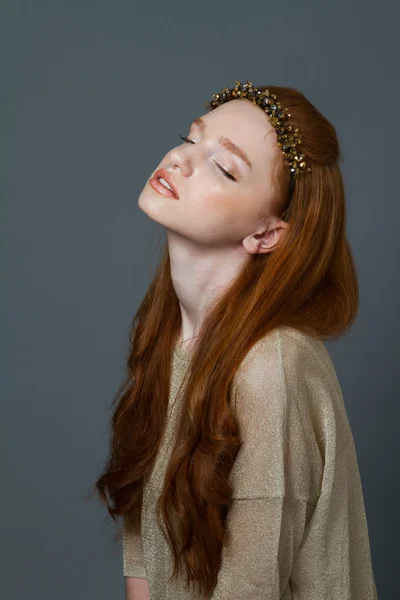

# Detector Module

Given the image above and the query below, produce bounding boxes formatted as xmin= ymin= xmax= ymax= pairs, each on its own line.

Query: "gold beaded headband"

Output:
xmin=205 ymin=80 xmax=311 ymax=182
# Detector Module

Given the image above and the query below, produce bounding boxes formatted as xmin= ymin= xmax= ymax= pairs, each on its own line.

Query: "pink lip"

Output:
xmin=150 ymin=168 xmax=179 ymax=199
xmin=149 ymin=176 xmax=178 ymax=199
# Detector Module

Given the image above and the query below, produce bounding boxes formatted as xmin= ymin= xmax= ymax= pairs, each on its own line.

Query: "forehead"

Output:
xmin=196 ymin=99 xmax=279 ymax=166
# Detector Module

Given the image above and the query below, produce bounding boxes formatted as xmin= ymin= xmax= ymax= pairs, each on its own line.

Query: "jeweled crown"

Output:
xmin=205 ymin=80 xmax=311 ymax=180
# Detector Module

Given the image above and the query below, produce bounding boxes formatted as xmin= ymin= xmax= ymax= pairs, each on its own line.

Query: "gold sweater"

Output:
xmin=123 ymin=326 xmax=378 ymax=599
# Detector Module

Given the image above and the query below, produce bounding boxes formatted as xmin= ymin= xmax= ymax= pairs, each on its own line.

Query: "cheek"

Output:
xmin=201 ymin=187 xmax=258 ymax=224
xmin=192 ymin=186 xmax=259 ymax=236
xmin=187 ymin=180 xmax=227 ymax=215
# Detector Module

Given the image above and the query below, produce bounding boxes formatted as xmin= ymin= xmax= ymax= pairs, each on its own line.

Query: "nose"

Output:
xmin=168 ymin=147 xmax=193 ymax=177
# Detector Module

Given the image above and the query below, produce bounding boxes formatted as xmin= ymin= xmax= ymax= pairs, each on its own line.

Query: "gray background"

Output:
xmin=2 ymin=0 xmax=398 ymax=598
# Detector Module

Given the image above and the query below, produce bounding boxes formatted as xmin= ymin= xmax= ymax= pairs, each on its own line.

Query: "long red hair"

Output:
xmin=93 ymin=85 xmax=358 ymax=598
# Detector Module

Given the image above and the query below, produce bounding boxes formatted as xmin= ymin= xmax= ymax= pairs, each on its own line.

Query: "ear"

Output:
xmin=242 ymin=218 xmax=289 ymax=255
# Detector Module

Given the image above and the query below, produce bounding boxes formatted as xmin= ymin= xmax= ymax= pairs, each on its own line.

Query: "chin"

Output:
xmin=137 ymin=190 xmax=172 ymax=228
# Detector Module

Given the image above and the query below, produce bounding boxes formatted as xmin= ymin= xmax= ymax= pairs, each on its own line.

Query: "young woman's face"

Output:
xmin=138 ymin=98 xmax=286 ymax=248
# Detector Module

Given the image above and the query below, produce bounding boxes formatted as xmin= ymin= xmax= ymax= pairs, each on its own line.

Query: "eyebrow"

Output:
xmin=190 ymin=117 xmax=253 ymax=171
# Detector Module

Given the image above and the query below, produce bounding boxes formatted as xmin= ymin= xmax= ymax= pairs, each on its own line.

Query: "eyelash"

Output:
xmin=178 ymin=134 xmax=237 ymax=181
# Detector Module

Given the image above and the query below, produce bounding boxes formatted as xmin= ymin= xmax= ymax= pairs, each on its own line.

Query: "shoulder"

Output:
xmin=238 ymin=325 xmax=342 ymax=397
xmin=236 ymin=325 xmax=336 ymax=399
xmin=238 ymin=325 xmax=333 ymax=381
xmin=229 ymin=327 xmax=338 ymax=501
xmin=235 ymin=325 xmax=351 ymax=459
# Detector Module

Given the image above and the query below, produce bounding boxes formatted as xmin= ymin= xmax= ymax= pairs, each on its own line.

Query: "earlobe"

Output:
xmin=242 ymin=220 xmax=289 ymax=255
xmin=242 ymin=229 xmax=275 ymax=255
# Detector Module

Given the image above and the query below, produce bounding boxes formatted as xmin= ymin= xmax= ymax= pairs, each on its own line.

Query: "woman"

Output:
xmin=94 ymin=81 xmax=378 ymax=599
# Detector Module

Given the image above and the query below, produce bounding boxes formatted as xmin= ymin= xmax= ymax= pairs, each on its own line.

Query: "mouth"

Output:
xmin=149 ymin=169 xmax=179 ymax=199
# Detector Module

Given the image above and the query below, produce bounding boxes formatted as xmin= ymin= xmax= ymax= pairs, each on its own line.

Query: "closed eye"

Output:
xmin=178 ymin=134 xmax=237 ymax=182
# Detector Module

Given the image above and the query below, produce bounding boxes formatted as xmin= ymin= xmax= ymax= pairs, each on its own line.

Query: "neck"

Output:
xmin=167 ymin=231 xmax=248 ymax=344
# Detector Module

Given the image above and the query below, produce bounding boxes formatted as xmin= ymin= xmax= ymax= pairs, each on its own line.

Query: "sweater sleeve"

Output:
xmin=122 ymin=515 xmax=147 ymax=579
xmin=210 ymin=495 xmax=313 ymax=599
xmin=288 ymin=437 xmax=378 ymax=599
xmin=210 ymin=327 xmax=378 ymax=599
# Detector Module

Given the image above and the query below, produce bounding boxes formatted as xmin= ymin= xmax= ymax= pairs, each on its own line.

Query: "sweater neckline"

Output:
xmin=173 ymin=342 xmax=192 ymax=365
